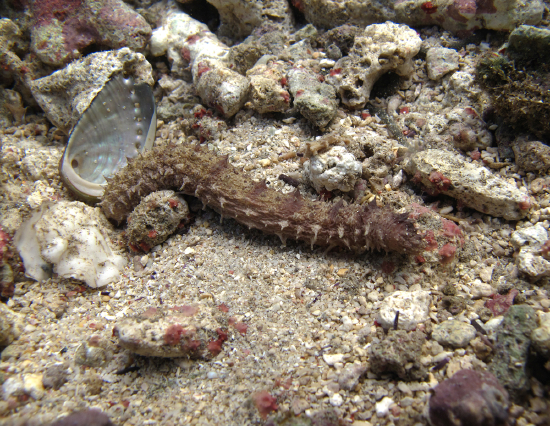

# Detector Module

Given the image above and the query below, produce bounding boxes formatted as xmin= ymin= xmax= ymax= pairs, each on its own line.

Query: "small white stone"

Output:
xmin=329 ymin=392 xmax=344 ymax=407
xmin=323 ymin=353 xmax=345 ymax=366
xmin=397 ymin=382 xmax=412 ymax=395
xmin=23 ymin=374 xmax=44 ymax=399
xmin=479 ymin=265 xmax=495 ymax=283
xmin=2 ymin=377 xmax=24 ymax=398
xmin=184 ymin=247 xmax=195 ymax=255
xmin=319 ymin=59 xmax=336 ymax=68
xmin=484 ymin=317 xmax=504 ymax=334
xmin=470 ymin=279 xmax=494 ymax=299
xmin=426 ymin=47 xmax=460 ymax=80
xmin=367 ymin=290 xmax=380 ymax=302
xmin=378 ymin=290 xmax=431 ymax=330
xmin=303 ymin=146 xmax=362 ymax=192
xmin=375 ymin=396 xmax=394 ymax=417
xmin=511 ymin=223 xmax=548 ymax=248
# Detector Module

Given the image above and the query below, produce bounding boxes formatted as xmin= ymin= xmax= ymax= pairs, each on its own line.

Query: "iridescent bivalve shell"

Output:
xmin=60 ymin=74 xmax=156 ymax=202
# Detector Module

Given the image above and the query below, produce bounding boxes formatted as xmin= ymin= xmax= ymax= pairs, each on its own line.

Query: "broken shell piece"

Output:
xmin=59 ymin=74 xmax=156 ymax=202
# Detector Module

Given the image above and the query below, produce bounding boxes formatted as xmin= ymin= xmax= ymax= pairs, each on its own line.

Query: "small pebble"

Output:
xmin=329 ymin=393 xmax=344 ymax=407
xmin=323 ymin=353 xmax=345 ymax=366
xmin=375 ymin=397 xmax=394 ymax=417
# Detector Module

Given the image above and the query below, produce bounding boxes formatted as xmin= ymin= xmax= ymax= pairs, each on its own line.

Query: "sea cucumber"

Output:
xmin=100 ymin=143 xmax=424 ymax=254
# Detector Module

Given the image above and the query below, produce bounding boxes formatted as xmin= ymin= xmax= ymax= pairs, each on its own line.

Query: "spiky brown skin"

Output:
xmin=100 ymin=143 xmax=424 ymax=254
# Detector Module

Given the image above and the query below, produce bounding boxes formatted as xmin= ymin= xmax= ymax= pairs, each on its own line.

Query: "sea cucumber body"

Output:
xmin=101 ymin=144 xmax=423 ymax=254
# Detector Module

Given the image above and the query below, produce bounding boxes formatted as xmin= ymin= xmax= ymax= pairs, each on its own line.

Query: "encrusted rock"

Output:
xmin=377 ymin=290 xmax=431 ymax=330
xmin=426 ymin=47 xmax=460 ymax=80
xmin=49 ymin=409 xmax=114 ymax=426
xmin=511 ymin=223 xmax=548 ymax=248
xmin=531 ymin=312 xmax=550 ymax=359
xmin=207 ymin=0 xmax=293 ymax=39
xmin=28 ymin=48 xmax=153 ymax=133
xmin=303 ymin=146 xmax=362 ymax=192
xmin=30 ymin=0 xmax=151 ymax=66
xmin=511 ymin=224 xmax=550 ymax=279
xmin=0 ymin=18 xmax=28 ymax=85
xmin=337 ymin=363 xmax=367 ymax=391
xmin=75 ymin=338 xmax=111 ymax=367
xmin=195 ymin=65 xmax=251 ymax=117
xmin=439 ymin=295 xmax=466 ymax=316
xmin=246 ymin=61 xmax=291 ymax=114
xmin=297 ymin=0 xmax=543 ymax=34
xmin=432 ymin=320 xmax=476 ymax=348
xmin=126 ymin=190 xmax=190 ymax=252
xmin=427 ymin=369 xmax=509 ymax=426
xmin=0 ymin=302 xmax=24 ymax=347
xmin=42 ymin=363 xmax=69 ymax=391
xmin=327 ymin=22 xmax=421 ymax=109
xmin=287 ymin=66 xmax=338 ymax=128
xmin=369 ymin=330 xmax=427 ymax=381
xmin=489 ymin=305 xmax=536 ymax=401
xmin=507 ymin=25 xmax=550 ymax=65
xmin=113 ymin=305 xmax=229 ymax=359
xmin=15 ymin=201 xmax=127 ymax=288
xmin=150 ymin=0 xmax=249 ymax=117
xmin=405 ymin=149 xmax=529 ymax=220
xmin=511 ymin=137 xmax=550 ymax=172
xmin=446 ymin=107 xmax=493 ymax=151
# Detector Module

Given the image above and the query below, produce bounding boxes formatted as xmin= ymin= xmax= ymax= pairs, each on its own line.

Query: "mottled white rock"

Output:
xmin=404 ymin=149 xmax=529 ymax=220
xmin=377 ymin=290 xmax=431 ymax=330
xmin=426 ymin=47 xmax=460 ymax=80
xmin=15 ymin=201 xmax=126 ymax=288
xmin=304 ymin=146 xmax=362 ymax=192
xmin=511 ymin=224 xmax=550 ymax=279
xmin=432 ymin=320 xmax=476 ymax=348
xmin=327 ymin=22 xmax=421 ymax=109
xmin=516 ymin=250 xmax=550 ymax=279
xmin=375 ymin=396 xmax=394 ymax=417
xmin=470 ymin=280 xmax=494 ymax=299
xmin=511 ymin=223 xmax=548 ymax=248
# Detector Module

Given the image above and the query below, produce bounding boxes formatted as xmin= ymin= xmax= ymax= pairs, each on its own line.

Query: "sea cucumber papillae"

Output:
xmin=101 ymin=143 xmax=424 ymax=254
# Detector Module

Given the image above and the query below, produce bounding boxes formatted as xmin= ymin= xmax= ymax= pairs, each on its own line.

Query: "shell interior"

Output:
xmin=60 ymin=74 xmax=156 ymax=202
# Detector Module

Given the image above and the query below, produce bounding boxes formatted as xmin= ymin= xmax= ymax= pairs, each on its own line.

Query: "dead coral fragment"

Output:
xmin=101 ymin=143 xmax=423 ymax=254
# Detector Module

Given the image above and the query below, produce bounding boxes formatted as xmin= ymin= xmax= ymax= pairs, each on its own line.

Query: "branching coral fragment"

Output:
xmin=101 ymin=143 xmax=424 ymax=254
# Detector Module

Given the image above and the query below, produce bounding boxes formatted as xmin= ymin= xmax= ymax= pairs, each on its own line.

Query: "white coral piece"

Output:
xmin=304 ymin=146 xmax=362 ymax=192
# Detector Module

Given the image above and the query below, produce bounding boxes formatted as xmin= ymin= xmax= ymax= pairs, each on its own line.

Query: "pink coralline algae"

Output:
xmin=252 ymin=390 xmax=278 ymax=419
xmin=30 ymin=0 xmax=151 ymax=66
xmin=485 ymin=288 xmax=519 ymax=316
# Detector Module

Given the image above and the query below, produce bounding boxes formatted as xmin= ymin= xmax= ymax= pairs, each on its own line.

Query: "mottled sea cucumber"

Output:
xmin=100 ymin=143 xmax=424 ymax=254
